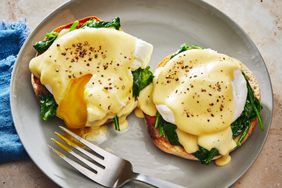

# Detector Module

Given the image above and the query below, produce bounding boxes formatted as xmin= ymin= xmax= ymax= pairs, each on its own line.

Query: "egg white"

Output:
xmin=232 ymin=69 xmax=247 ymax=122
xmin=131 ymin=39 xmax=153 ymax=71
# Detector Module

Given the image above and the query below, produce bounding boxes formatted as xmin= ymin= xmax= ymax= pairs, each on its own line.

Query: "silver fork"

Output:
xmin=49 ymin=126 xmax=185 ymax=188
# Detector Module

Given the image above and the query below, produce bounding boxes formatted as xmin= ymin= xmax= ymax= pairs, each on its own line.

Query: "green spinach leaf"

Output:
xmin=237 ymin=123 xmax=250 ymax=146
xmin=170 ymin=43 xmax=203 ymax=59
xmin=33 ymin=32 xmax=58 ymax=54
xmin=231 ymin=76 xmax=263 ymax=139
xmin=40 ymin=95 xmax=58 ymax=121
xmin=246 ymin=77 xmax=264 ymax=131
xmin=193 ymin=147 xmax=219 ymax=165
xmin=69 ymin=20 xmax=79 ymax=31
xmin=163 ymin=123 xmax=180 ymax=146
xmin=132 ymin=66 xmax=154 ymax=97
xmin=113 ymin=115 xmax=120 ymax=131
xmin=81 ymin=17 xmax=121 ymax=30
xmin=154 ymin=113 xmax=181 ymax=146
xmin=33 ymin=17 xmax=121 ymax=54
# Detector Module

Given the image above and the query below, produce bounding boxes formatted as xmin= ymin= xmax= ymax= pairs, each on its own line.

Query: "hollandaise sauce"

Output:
xmin=29 ymin=28 xmax=153 ymax=140
xmin=138 ymin=49 xmax=249 ymax=166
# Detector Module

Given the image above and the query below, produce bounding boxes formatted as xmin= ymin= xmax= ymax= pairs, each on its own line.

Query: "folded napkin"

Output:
xmin=0 ymin=21 xmax=29 ymax=163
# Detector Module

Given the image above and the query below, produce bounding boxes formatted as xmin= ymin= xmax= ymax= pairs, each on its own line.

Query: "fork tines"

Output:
xmin=49 ymin=126 xmax=186 ymax=188
xmin=49 ymin=126 xmax=112 ymax=184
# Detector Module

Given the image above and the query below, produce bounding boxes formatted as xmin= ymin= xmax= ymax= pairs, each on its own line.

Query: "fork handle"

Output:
xmin=132 ymin=173 xmax=186 ymax=188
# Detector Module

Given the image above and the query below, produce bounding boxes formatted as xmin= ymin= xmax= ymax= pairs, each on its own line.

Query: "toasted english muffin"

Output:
xmin=143 ymin=53 xmax=260 ymax=162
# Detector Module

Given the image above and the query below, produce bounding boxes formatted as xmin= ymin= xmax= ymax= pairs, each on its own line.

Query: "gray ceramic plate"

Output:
xmin=11 ymin=0 xmax=273 ymax=187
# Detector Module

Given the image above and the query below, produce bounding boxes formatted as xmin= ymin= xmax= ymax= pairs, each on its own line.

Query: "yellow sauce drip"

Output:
xmin=137 ymin=83 xmax=157 ymax=116
xmin=215 ymin=155 xmax=231 ymax=166
xmin=176 ymin=129 xmax=199 ymax=153
xmin=82 ymin=126 xmax=108 ymax=143
xmin=119 ymin=120 xmax=129 ymax=132
xmin=134 ymin=108 xmax=144 ymax=118
xmin=198 ymin=127 xmax=236 ymax=155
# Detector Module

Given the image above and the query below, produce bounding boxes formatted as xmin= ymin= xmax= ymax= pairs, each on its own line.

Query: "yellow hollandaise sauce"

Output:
xmin=29 ymin=28 xmax=152 ymax=140
xmin=139 ymin=49 xmax=244 ymax=165
xmin=134 ymin=108 xmax=144 ymax=118
xmin=137 ymin=83 xmax=157 ymax=116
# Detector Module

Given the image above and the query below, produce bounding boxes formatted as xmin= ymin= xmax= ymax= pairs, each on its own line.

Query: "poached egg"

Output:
xmin=29 ymin=28 xmax=153 ymax=133
xmin=138 ymin=49 xmax=248 ymax=163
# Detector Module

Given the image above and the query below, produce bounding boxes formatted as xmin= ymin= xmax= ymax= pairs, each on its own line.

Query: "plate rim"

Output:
xmin=10 ymin=0 xmax=273 ymax=187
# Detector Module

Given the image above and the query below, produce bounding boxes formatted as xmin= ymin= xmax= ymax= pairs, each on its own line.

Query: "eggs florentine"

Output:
xmin=30 ymin=28 xmax=153 ymax=133
xmin=138 ymin=48 xmax=253 ymax=165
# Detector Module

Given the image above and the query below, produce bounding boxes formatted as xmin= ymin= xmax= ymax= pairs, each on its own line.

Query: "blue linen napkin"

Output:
xmin=0 ymin=21 xmax=29 ymax=163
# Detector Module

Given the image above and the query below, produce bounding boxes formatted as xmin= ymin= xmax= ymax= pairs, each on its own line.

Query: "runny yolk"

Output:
xmin=57 ymin=74 xmax=92 ymax=129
